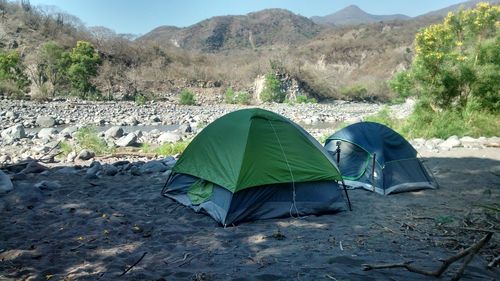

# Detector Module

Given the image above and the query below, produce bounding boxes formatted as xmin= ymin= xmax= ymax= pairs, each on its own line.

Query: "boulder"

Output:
xmin=158 ymin=132 xmax=182 ymax=143
xmin=78 ymin=149 xmax=95 ymax=160
xmin=36 ymin=116 xmax=56 ymax=127
xmin=439 ymin=136 xmax=461 ymax=151
xmin=34 ymin=180 xmax=61 ymax=190
xmin=140 ymin=160 xmax=168 ymax=174
xmin=1 ymin=125 xmax=26 ymax=141
xmin=104 ymin=126 xmax=124 ymax=139
xmin=101 ymin=164 xmax=118 ymax=176
xmin=115 ymin=133 xmax=137 ymax=147
xmin=0 ymin=170 xmax=14 ymax=193
xmin=38 ymin=128 xmax=59 ymax=139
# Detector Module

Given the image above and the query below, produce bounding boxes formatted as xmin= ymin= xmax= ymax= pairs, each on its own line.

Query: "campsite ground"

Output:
xmin=0 ymin=147 xmax=499 ymax=280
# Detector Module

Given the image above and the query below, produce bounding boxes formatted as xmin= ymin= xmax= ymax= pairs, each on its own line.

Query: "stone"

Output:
xmin=36 ymin=116 xmax=56 ymax=128
xmin=78 ymin=149 xmax=95 ymax=160
xmin=104 ymin=126 xmax=124 ymax=139
xmin=1 ymin=125 xmax=26 ymax=141
xmin=439 ymin=136 xmax=461 ymax=150
xmin=0 ymin=170 xmax=14 ymax=193
xmin=102 ymin=164 xmax=118 ymax=176
xmin=35 ymin=180 xmax=61 ymax=190
xmin=20 ymin=161 xmax=48 ymax=174
xmin=66 ymin=151 xmax=77 ymax=163
xmin=85 ymin=161 xmax=102 ymax=179
xmin=115 ymin=133 xmax=137 ymax=147
xmin=130 ymin=166 xmax=142 ymax=176
xmin=140 ymin=160 xmax=168 ymax=174
xmin=158 ymin=132 xmax=182 ymax=143
xmin=38 ymin=128 xmax=59 ymax=139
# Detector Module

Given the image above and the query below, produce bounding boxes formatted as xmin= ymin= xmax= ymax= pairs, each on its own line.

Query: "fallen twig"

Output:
xmin=119 ymin=251 xmax=147 ymax=276
xmin=487 ymin=255 xmax=500 ymax=269
xmin=100 ymin=152 xmax=157 ymax=159
xmin=362 ymin=232 xmax=493 ymax=279
xmin=70 ymin=237 xmax=97 ymax=251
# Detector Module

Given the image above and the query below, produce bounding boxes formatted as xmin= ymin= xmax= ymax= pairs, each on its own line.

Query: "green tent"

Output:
xmin=162 ymin=108 xmax=348 ymax=225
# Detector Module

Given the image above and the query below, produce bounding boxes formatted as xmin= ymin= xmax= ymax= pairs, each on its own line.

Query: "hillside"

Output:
xmin=138 ymin=9 xmax=323 ymax=52
xmin=311 ymin=5 xmax=410 ymax=26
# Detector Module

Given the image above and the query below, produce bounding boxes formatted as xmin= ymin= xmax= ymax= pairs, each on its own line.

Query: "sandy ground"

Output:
xmin=0 ymin=147 xmax=499 ymax=281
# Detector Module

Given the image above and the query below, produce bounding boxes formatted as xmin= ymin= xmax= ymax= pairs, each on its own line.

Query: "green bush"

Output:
xmin=260 ymin=73 xmax=284 ymax=103
xmin=224 ymin=87 xmax=236 ymax=104
xmin=296 ymin=94 xmax=317 ymax=104
xmin=135 ymin=93 xmax=146 ymax=105
xmin=141 ymin=141 xmax=190 ymax=156
xmin=339 ymin=85 xmax=369 ymax=101
xmin=235 ymin=91 xmax=251 ymax=105
xmin=179 ymin=89 xmax=196 ymax=105
xmin=75 ymin=127 xmax=114 ymax=155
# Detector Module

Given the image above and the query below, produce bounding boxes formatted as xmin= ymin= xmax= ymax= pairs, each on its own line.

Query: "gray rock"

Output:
xmin=78 ymin=149 xmax=95 ymax=160
xmin=36 ymin=116 xmax=56 ymax=127
xmin=105 ymin=126 xmax=124 ymax=139
xmin=85 ymin=161 xmax=102 ymax=179
xmin=60 ymin=126 xmax=78 ymax=136
xmin=20 ymin=161 xmax=48 ymax=174
xmin=115 ymin=133 xmax=137 ymax=147
xmin=158 ymin=132 xmax=182 ymax=143
xmin=0 ymin=170 xmax=14 ymax=193
xmin=439 ymin=136 xmax=461 ymax=150
xmin=55 ymin=167 xmax=79 ymax=175
xmin=130 ymin=166 xmax=142 ymax=176
xmin=66 ymin=151 xmax=77 ymax=163
xmin=140 ymin=160 xmax=168 ymax=174
xmin=0 ymin=154 xmax=11 ymax=164
xmin=102 ymin=164 xmax=118 ymax=176
xmin=35 ymin=180 xmax=61 ymax=190
xmin=1 ymin=125 xmax=26 ymax=141
xmin=460 ymin=136 xmax=483 ymax=149
xmin=38 ymin=128 xmax=59 ymax=139
xmin=178 ymin=124 xmax=192 ymax=133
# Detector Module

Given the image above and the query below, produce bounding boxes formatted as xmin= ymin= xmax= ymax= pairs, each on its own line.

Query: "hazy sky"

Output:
xmin=28 ymin=0 xmax=468 ymax=35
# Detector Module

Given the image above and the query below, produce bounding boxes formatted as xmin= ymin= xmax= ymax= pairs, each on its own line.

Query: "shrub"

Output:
xmin=339 ymin=85 xmax=369 ymax=101
xmin=75 ymin=127 xmax=114 ymax=155
xmin=135 ymin=93 xmax=146 ymax=105
xmin=179 ymin=89 xmax=196 ymax=105
xmin=235 ymin=91 xmax=251 ymax=105
xmin=296 ymin=94 xmax=317 ymax=104
xmin=224 ymin=87 xmax=236 ymax=104
xmin=260 ymin=73 xmax=284 ymax=103
xmin=141 ymin=141 xmax=189 ymax=156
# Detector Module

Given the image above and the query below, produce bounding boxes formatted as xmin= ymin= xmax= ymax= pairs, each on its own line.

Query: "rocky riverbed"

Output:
xmin=0 ymin=98 xmax=499 ymax=167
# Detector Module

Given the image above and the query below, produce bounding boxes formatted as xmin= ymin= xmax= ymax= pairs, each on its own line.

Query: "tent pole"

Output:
xmin=371 ymin=153 xmax=376 ymax=193
xmin=341 ymin=179 xmax=352 ymax=211
xmin=336 ymin=141 xmax=341 ymax=165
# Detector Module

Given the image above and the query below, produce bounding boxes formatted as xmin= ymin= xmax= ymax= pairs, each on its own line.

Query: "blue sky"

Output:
xmin=28 ymin=0 xmax=467 ymax=35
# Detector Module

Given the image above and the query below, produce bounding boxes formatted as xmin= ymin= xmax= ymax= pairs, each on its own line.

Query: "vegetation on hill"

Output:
xmin=382 ymin=3 xmax=500 ymax=138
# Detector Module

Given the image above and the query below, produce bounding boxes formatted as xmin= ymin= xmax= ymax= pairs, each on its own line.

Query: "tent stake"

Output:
xmin=341 ymin=179 xmax=352 ymax=211
xmin=371 ymin=153 xmax=376 ymax=193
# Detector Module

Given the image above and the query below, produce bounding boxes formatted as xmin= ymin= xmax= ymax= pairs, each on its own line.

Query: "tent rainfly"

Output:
xmin=162 ymin=108 xmax=349 ymax=226
xmin=324 ymin=122 xmax=438 ymax=195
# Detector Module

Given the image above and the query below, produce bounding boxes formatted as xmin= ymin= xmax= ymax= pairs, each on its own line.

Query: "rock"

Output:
xmin=140 ymin=160 xmax=168 ymax=174
xmin=85 ymin=161 xmax=102 ymax=179
xmin=0 ymin=170 xmax=14 ymax=193
xmin=439 ymin=136 xmax=461 ymax=151
xmin=20 ymin=161 xmax=48 ymax=174
xmin=1 ymin=125 xmax=26 ymax=141
xmin=35 ymin=180 xmax=61 ymax=190
xmin=162 ymin=156 xmax=177 ymax=168
xmin=104 ymin=126 xmax=124 ymax=139
xmin=0 ymin=154 xmax=11 ymax=164
xmin=78 ymin=149 xmax=95 ymax=160
xmin=101 ymin=164 xmax=118 ymax=176
xmin=115 ymin=133 xmax=137 ymax=147
xmin=130 ymin=166 xmax=142 ymax=176
xmin=178 ymin=124 xmax=192 ymax=133
xmin=158 ymin=132 xmax=182 ymax=143
xmin=460 ymin=136 xmax=483 ymax=149
xmin=36 ymin=116 xmax=56 ymax=127
xmin=38 ymin=128 xmax=59 ymax=139
xmin=67 ymin=151 xmax=77 ymax=162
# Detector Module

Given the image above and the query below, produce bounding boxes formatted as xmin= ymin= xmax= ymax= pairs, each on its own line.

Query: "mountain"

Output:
xmin=138 ymin=9 xmax=322 ymax=52
xmin=311 ymin=5 xmax=410 ymax=26
xmin=418 ymin=0 xmax=500 ymax=18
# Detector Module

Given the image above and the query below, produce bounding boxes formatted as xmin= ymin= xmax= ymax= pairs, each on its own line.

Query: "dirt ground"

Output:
xmin=0 ymin=147 xmax=499 ymax=280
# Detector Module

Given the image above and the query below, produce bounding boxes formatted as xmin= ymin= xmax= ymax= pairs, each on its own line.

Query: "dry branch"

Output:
xmin=119 ymin=251 xmax=147 ymax=276
xmin=362 ymin=232 xmax=493 ymax=279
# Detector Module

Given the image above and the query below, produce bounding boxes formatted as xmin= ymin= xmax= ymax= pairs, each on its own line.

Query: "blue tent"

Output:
xmin=324 ymin=122 xmax=437 ymax=195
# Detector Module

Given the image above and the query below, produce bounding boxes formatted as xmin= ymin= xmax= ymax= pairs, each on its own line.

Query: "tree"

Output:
xmin=67 ymin=41 xmax=101 ymax=96
xmin=0 ymin=50 xmax=29 ymax=97
xmin=390 ymin=3 xmax=499 ymax=112
xmin=260 ymin=73 xmax=284 ymax=102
